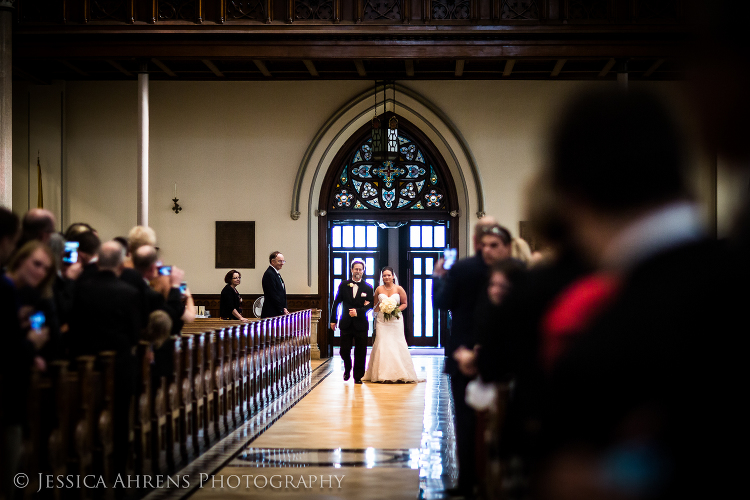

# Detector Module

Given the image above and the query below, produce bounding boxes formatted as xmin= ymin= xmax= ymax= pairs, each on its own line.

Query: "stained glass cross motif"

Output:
xmin=380 ymin=163 xmax=396 ymax=178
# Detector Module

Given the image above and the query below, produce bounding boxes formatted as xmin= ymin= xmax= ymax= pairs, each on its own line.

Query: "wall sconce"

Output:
xmin=172 ymin=183 xmax=182 ymax=214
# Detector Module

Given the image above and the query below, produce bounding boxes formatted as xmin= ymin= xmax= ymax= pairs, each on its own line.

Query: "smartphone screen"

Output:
xmin=158 ymin=265 xmax=172 ymax=276
xmin=30 ymin=311 xmax=46 ymax=330
xmin=62 ymin=241 xmax=79 ymax=264
xmin=443 ymin=248 xmax=457 ymax=270
xmin=179 ymin=282 xmax=187 ymax=295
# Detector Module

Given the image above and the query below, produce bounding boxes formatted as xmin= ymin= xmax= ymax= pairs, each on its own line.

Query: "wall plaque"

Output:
xmin=215 ymin=221 xmax=255 ymax=269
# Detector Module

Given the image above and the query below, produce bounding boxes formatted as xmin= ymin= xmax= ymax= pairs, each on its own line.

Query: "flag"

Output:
xmin=37 ymin=155 xmax=43 ymax=209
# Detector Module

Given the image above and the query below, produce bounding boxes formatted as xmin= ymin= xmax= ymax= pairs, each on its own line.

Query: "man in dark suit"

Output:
xmin=330 ymin=260 xmax=374 ymax=384
xmin=68 ymin=240 xmax=141 ymax=478
xmin=432 ymin=216 xmax=507 ymax=498
xmin=261 ymin=250 xmax=288 ymax=318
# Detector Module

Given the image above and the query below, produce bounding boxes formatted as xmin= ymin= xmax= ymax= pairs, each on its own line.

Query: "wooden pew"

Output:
xmin=46 ymin=360 xmax=72 ymax=498
xmin=164 ymin=336 xmax=182 ymax=471
xmin=179 ymin=333 xmax=196 ymax=461
xmin=210 ymin=329 xmax=227 ymax=438
xmin=94 ymin=352 xmax=116 ymax=489
xmin=189 ymin=332 xmax=210 ymax=450
xmin=134 ymin=343 xmax=152 ymax=475
xmin=14 ymin=309 xmax=315 ymax=500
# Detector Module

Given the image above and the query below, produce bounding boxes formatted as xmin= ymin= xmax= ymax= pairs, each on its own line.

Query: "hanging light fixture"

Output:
xmin=371 ymin=81 xmax=399 ymax=162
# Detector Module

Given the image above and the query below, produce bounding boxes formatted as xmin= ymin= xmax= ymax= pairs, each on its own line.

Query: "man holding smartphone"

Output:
xmin=432 ymin=216 xmax=506 ymax=498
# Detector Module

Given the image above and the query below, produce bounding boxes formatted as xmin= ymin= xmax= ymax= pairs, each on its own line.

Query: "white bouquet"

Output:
xmin=379 ymin=296 xmax=401 ymax=321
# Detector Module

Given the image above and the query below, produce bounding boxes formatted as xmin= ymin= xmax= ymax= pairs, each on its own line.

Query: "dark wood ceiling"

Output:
xmin=11 ymin=0 xmax=694 ymax=83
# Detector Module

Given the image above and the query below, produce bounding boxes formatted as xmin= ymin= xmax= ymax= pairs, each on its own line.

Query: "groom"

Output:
xmin=330 ymin=260 xmax=374 ymax=384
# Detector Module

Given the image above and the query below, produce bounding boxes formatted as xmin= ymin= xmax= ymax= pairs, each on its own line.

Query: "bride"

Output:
xmin=362 ymin=267 xmax=425 ymax=383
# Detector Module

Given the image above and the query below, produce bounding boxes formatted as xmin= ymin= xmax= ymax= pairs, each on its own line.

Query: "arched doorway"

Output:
xmin=318 ymin=113 xmax=459 ymax=355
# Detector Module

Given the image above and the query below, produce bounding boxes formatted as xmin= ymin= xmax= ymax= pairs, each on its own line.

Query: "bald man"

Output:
xmin=17 ymin=209 xmax=56 ymax=249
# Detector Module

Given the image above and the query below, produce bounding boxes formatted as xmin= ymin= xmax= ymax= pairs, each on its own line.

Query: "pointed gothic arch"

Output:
xmin=317 ymin=113 xmax=460 ymax=354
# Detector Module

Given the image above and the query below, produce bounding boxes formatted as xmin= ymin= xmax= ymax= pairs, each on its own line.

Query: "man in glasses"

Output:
xmin=433 ymin=216 xmax=511 ymax=498
xmin=261 ymin=250 xmax=289 ymax=318
xmin=478 ymin=224 xmax=512 ymax=268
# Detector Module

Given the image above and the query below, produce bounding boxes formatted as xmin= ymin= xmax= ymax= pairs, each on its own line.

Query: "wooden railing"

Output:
xmin=7 ymin=310 xmax=317 ymax=498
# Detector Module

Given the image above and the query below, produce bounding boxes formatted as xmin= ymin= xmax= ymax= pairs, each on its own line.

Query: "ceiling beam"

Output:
xmin=551 ymin=58 xmax=567 ymax=77
xmin=253 ymin=59 xmax=272 ymax=77
xmin=599 ymin=58 xmax=616 ymax=77
xmin=105 ymin=59 xmax=133 ymax=77
xmin=13 ymin=66 xmax=50 ymax=85
xmin=202 ymin=59 xmax=224 ymax=77
xmin=642 ymin=58 xmax=665 ymax=78
xmin=503 ymin=59 xmax=515 ymax=77
xmin=57 ymin=59 xmax=88 ymax=77
xmin=455 ymin=59 xmax=465 ymax=77
xmin=151 ymin=58 xmax=176 ymax=77
xmin=303 ymin=59 xmax=319 ymax=77
xmin=354 ymin=59 xmax=367 ymax=77
xmin=16 ymin=40 xmax=686 ymax=61
xmin=405 ymin=60 xmax=415 ymax=77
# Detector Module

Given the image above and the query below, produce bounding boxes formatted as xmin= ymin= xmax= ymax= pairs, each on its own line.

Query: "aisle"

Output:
xmin=147 ymin=356 xmax=455 ymax=500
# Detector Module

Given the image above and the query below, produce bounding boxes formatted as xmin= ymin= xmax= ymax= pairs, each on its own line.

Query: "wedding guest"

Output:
xmin=535 ymin=86 xmax=725 ymax=500
xmin=432 ymin=216 xmax=501 ymax=498
xmin=220 ymin=269 xmax=250 ymax=322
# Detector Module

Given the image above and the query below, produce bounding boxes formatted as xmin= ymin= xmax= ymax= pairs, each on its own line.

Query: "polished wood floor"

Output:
xmin=146 ymin=356 xmax=454 ymax=500
xmin=191 ymin=356 xmax=440 ymax=500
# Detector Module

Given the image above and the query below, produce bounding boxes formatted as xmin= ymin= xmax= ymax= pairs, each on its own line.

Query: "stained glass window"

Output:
xmin=330 ymin=124 xmax=449 ymax=212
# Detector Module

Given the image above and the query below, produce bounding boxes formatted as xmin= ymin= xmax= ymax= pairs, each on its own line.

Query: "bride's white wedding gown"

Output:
xmin=362 ymin=293 xmax=425 ymax=383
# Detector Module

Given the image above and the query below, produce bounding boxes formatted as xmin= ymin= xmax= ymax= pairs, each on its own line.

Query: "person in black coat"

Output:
xmin=261 ymin=251 xmax=288 ymax=318
xmin=330 ymin=260 xmax=374 ymax=384
xmin=68 ymin=241 xmax=141 ymax=478
xmin=532 ymin=87 xmax=737 ymax=500
xmin=432 ymin=218 xmax=511 ymax=498
xmin=220 ymin=269 xmax=250 ymax=321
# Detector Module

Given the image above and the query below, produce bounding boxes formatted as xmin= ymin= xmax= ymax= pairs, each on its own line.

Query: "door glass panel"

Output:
xmin=425 ymin=278 xmax=434 ymax=337
xmin=366 ymin=257 xmax=375 ymax=275
xmin=333 ymin=258 xmax=342 ymax=276
xmin=434 ymin=226 xmax=445 ymax=248
xmin=332 ymin=226 xmax=341 ymax=248
xmin=342 ymin=225 xmax=354 ymax=248
xmin=414 ymin=258 xmax=422 ymax=275
xmin=413 ymin=278 xmax=422 ymax=337
xmin=425 ymin=258 xmax=434 ymax=275
xmin=421 ymin=226 xmax=433 ymax=248
xmin=410 ymin=225 xmax=420 ymax=247
xmin=355 ymin=226 xmax=366 ymax=247
xmin=367 ymin=226 xmax=378 ymax=248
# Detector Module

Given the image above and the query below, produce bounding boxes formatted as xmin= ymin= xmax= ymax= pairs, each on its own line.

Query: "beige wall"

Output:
xmin=12 ymin=79 xmax=721 ymax=294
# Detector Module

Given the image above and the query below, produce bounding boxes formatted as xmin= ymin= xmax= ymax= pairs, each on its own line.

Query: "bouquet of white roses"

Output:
xmin=379 ymin=296 xmax=401 ymax=321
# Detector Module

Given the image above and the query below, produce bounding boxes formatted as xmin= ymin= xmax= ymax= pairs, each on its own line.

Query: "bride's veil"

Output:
xmin=378 ymin=267 xmax=399 ymax=287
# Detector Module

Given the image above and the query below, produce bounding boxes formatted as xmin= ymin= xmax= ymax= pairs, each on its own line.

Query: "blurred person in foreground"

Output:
xmin=432 ymin=216 xmax=505 ymax=498
xmin=1 ymin=240 xmax=53 ymax=500
xmin=68 ymin=241 xmax=141 ymax=479
xmin=16 ymin=208 xmax=55 ymax=249
xmin=533 ymin=87 xmax=734 ymax=500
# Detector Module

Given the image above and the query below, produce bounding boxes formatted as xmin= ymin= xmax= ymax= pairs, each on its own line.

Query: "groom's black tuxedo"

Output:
xmin=331 ymin=279 xmax=374 ymax=381
xmin=331 ymin=279 xmax=374 ymax=335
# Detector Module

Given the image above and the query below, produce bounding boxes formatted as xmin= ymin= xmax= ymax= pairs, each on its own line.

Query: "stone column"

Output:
xmin=310 ymin=309 xmax=321 ymax=360
xmin=0 ymin=2 xmax=14 ymax=209
xmin=137 ymin=65 xmax=149 ymax=226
